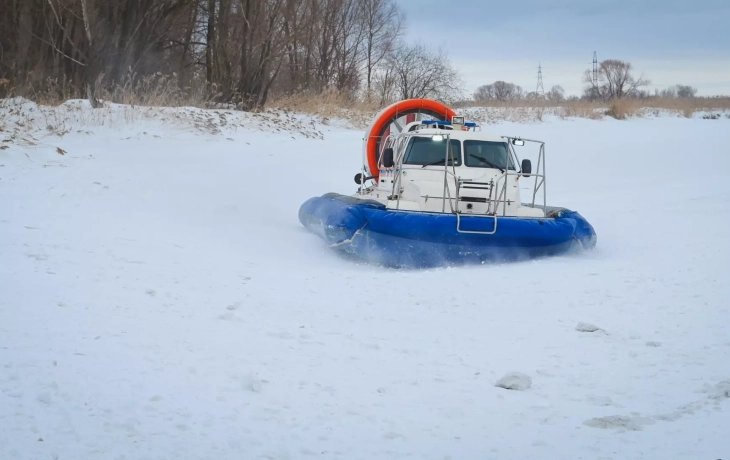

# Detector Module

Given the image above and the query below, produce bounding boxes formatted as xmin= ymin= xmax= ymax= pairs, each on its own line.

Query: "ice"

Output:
xmin=1 ymin=100 xmax=730 ymax=459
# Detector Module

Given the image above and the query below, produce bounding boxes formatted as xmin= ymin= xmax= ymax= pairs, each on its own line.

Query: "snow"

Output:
xmin=2 ymin=100 xmax=730 ymax=459
xmin=495 ymin=372 xmax=533 ymax=391
xmin=576 ymin=322 xmax=603 ymax=333
xmin=583 ymin=414 xmax=656 ymax=431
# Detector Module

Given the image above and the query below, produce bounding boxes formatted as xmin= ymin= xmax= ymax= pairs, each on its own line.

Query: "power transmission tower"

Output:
xmin=536 ymin=62 xmax=545 ymax=97
xmin=592 ymin=51 xmax=598 ymax=87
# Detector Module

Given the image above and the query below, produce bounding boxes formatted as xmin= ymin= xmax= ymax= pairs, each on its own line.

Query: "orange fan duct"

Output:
xmin=363 ymin=99 xmax=456 ymax=182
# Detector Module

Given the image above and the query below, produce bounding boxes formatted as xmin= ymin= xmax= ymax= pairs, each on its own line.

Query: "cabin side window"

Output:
xmin=464 ymin=141 xmax=516 ymax=170
xmin=402 ymin=137 xmax=462 ymax=166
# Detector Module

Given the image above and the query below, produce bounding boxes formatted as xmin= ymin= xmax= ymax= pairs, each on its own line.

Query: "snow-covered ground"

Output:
xmin=1 ymin=100 xmax=729 ymax=460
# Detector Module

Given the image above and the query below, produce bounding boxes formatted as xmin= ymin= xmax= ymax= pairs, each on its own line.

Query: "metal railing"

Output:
xmin=359 ymin=129 xmax=548 ymax=235
xmin=502 ymin=136 xmax=547 ymax=210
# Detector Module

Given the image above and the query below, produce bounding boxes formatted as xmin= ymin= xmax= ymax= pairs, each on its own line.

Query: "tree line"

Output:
xmin=0 ymin=0 xmax=464 ymax=108
xmin=473 ymin=59 xmax=700 ymax=104
xmin=473 ymin=81 xmax=566 ymax=103
xmin=0 ymin=4 xmax=708 ymax=110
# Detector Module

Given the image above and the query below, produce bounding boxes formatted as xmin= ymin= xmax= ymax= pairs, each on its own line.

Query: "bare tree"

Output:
xmin=676 ymin=84 xmax=698 ymax=98
xmin=546 ymin=85 xmax=564 ymax=103
xmin=493 ymin=81 xmax=522 ymax=101
xmin=14 ymin=0 xmax=33 ymax=91
xmin=360 ymin=0 xmax=402 ymax=101
xmin=660 ymin=84 xmax=698 ymax=98
xmin=0 ymin=0 xmax=476 ymax=111
xmin=473 ymin=84 xmax=495 ymax=101
xmin=280 ymin=0 xmax=315 ymax=92
xmin=390 ymin=43 xmax=463 ymax=103
xmin=206 ymin=0 xmax=216 ymax=85
xmin=80 ymin=0 xmax=101 ymax=107
xmin=332 ymin=0 xmax=366 ymax=94
xmin=583 ymin=59 xmax=649 ymax=100
xmin=235 ymin=0 xmax=295 ymax=109
xmin=473 ymin=81 xmax=522 ymax=102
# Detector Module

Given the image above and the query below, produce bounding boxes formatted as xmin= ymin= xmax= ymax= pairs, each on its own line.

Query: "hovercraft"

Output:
xmin=299 ymin=99 xmax=596 ymax=268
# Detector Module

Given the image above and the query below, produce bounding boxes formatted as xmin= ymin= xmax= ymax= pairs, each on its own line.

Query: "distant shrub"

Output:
xmin=606 ymin=99 xmax=639 ymax=120
xmin=558 ymin=103 xmax=603 ymax=120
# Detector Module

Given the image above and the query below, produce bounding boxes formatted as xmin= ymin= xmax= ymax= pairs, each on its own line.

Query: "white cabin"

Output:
xmin=355 ymin=118 xmax=546 ymax=218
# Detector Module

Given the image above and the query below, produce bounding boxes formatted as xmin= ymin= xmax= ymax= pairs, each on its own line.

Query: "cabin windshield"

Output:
xmin=464 ymin=141 xmax=516 ymax=170
xmin=402 ymin=136 xmax=462 ymax=166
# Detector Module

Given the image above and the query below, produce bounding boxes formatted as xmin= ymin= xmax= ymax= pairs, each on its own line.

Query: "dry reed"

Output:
xmin=3 ymin=75 xmax=730 ymax=125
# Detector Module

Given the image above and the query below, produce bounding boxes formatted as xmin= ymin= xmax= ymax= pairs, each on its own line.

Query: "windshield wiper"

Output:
xmin=470 ymin=154 xmax=504 ymax=172
xmin=421 ymin=158 xmax=447 ymax=168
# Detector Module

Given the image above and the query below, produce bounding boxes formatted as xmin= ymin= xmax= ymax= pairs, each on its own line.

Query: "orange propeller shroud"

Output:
xmin=365 ymin=99 xmax=456 ymax=182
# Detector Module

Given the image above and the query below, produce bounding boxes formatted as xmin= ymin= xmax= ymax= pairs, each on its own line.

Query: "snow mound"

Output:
xmin=0 ymin=97 xmax=326 ymax=142
xmin=575 ymin=322 xmax=603 ymax=333
xmin=495 ymin=372 xmax=532 ymax=390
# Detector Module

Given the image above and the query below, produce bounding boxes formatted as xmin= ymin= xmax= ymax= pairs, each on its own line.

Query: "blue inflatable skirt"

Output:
xmin=299 ymin=193 xmax=596 ymax=268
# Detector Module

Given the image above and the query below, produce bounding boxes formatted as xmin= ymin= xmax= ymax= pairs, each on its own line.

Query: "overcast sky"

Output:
xmin=398 ymin=0 xmax=730 ymax=97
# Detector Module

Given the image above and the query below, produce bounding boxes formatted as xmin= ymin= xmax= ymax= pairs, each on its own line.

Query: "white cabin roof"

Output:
xmin=404 ymin=127 xmax=506 ymax=143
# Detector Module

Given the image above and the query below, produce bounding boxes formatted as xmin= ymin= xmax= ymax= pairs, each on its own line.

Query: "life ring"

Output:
xmin=362 ymin=99 xmax=456 ymax=181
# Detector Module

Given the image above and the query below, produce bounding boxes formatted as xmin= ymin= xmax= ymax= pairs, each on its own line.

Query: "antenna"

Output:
xmin=536 ymin=62 xmax=545 ymax=97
